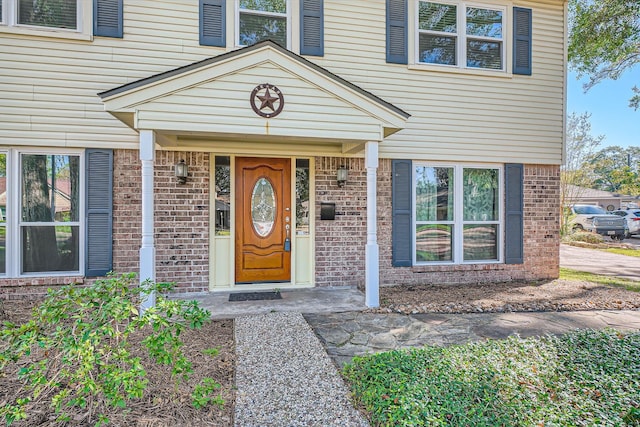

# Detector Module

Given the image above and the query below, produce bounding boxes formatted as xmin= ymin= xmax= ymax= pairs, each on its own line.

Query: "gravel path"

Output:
xmin=234 ymin=312 xmax=369 ymax=427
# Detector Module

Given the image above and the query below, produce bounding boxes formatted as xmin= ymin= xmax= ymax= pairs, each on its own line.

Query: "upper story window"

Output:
xmin=417 ymin=1 xmax=505 ymax=71
xmin=17 ymin=0 xmax=78 ymax=29
xmin=0 ymin=0 xmax=94 ymax=40
xmin=237 ymin=0 xmax=289 ymax=48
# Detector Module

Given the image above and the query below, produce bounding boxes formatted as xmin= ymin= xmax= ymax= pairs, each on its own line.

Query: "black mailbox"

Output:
xmin=320 ymin=202 xmax=336 ymax=220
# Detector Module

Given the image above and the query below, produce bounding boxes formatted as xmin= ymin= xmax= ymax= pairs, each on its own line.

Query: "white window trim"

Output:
xmin=1 ymin=148 xmax=85 ymax=278
xmin=410 ymin=0 xmax=511 ymax=76
xmin=0 ymin=0 xmax=92 ymax=41
xmin=234 ymin=0 xmax=292 ymax=49
xmin=412 ymin=162 xmax=504 ymax=266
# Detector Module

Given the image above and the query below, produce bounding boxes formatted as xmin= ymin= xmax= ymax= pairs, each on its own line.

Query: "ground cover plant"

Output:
xmin=560 ymin=267 xmax=640 ymax=292
xmin=344 ymin=329 xmax=640 ymax=426
xmin=0 ymin=274 xmax=232 ymax=426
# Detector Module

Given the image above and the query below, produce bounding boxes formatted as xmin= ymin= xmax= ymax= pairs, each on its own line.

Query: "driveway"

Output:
xmin=560 ymin=244 xmax=640 ymax=281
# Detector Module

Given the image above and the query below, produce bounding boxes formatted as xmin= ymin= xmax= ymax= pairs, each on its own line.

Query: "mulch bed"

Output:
xmin=0 ymin=300 xmax=235 ymax=427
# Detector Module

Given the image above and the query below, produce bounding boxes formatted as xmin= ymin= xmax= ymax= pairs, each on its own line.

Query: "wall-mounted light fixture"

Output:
xmin=337 ymin=165 xmax=348 ymax=187
xmin=175 ymin=159 xmax=188 ymax=184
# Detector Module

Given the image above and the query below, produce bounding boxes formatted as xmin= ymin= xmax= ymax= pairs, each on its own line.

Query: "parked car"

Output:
xmin=569 ymin=205 xmax=627 ymax=240
xmin=611 ymin=209 xmax=640 ymax=236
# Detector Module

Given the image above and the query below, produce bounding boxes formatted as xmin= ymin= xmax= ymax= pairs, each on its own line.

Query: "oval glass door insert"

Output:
xmin=251 ymin=177 xmax=276 ymax=236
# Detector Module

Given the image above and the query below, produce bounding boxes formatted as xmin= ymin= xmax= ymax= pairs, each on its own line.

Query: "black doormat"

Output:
xmin=229 ymin=291 xmax=282 ymax=302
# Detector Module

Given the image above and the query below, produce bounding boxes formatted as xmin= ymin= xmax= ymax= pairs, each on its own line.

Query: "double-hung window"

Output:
xmin=0 ymin=150 xmax=84 ymax=277
xmin=237 ymin=0 xmax=289 ymax=48
xmin=0 ymin=0 xmax=97 ymax=40
xmin=417 ymin=1 xmax=505 ymax=70
xmin=414 ymin=164 xmax=502 ymax=264
xmin=1 ymin=0 xmax=79 ymax=29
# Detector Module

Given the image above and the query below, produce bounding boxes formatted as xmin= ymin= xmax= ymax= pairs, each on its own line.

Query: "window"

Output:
xmin=1 ymin=0 xmax=78 ymax=29
xmin=295 ymin=159 xmax=309 ymax=235
xmin=17 ymin=0 xmax=77 ymax=29
xmin=237 ymin=0 xmax=289 ymax=47
xmin=417 ymin=1 xmax=505 ymax=70
xmin=414 ymin=164 xmax=501 ymax=264
xmin=0 ymin=153 xmax=6 ymax=275
xmin=20 ymin=154 xmax=81 ymax=273
xmin=0 ymin=0 xmax=93 ymax=40
xmin=214 ymin=156 xmax=231 ymax=236
xmin=0 ymin=150 xmax=84 ymax=277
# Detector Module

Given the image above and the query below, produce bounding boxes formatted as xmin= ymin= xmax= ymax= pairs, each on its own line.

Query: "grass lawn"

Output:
xmin=602 ymin=248 xmax=640 ymax=258
xmin=560 ymin=267 xmax=640 ymax=292
xmin=343 ymin=329 xmax=640 ymax=426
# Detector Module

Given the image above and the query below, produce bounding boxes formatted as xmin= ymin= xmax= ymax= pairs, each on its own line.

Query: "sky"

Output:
xmin=567 ymin=68 xmax=640 ymax=149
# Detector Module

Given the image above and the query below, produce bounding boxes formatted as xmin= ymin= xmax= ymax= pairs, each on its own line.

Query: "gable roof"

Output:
xmin=99 ymin=41 xmax=410 ymax=146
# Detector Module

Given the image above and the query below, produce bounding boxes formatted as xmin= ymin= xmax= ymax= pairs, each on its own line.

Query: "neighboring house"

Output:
xmin=0 ymin=0 xmax=564 ymax=306
xmin=565 ymin=185 xmax=640 ymax=211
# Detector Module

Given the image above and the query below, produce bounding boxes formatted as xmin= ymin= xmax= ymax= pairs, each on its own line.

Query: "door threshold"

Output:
xmin=209 ymin=283 xmax=314 ymax=293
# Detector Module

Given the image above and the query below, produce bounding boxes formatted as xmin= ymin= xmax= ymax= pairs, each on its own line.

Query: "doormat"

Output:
xmin=229 ymin=291 xmax=282 ymax=302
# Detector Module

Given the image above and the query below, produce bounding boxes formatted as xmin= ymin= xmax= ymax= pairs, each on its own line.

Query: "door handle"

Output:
xmin=284 ymin=223 xmax=291 ymax=252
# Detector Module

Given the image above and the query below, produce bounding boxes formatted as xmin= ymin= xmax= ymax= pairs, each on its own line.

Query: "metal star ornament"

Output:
xmin=250 ymin=84 xmax=285 ymax=118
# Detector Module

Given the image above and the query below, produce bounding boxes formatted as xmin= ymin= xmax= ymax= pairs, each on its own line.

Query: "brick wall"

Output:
xmin=377 ymin=162 xmax=560 ymax=285
xmin=313 ymin=158 xmax=559 ymax=288
xmin=0 ymin=149 xmax=211 ymax=299
xmin=113 ymin=150 xmax=210 ymax=293
xmin=314 ymin=157 xmax=367 ymax=287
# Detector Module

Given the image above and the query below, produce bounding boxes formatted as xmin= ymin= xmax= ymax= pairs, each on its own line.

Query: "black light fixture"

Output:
xmin=337 ymin=165 xmax=348 ymax=187
xmin=175 ymin=159 xmax=188 ymax=184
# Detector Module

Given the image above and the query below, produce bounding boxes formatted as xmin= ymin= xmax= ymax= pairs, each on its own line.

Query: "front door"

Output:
xmin=235 ymin=157 xmax=291 ymax=283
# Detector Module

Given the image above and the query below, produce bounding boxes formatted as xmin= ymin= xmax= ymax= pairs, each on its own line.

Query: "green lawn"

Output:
xmin=602 ymin=248 xmax=640 ymax=258
xmin=343 ymin=329 xmax=640 ymax=426
xmin=560 ymin=268 xmax=640 ymax=292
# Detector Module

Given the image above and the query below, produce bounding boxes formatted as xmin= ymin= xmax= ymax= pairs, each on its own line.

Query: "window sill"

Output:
xmin=0 ymin=25 xmax=92 ymax=41
xmin=408 ymin=63 xmax=513 ymax=79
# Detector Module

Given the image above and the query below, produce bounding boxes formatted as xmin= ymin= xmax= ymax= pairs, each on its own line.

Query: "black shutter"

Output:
xmin=85 ymin=149 xmax=113 ymax=277
xmin=392 ymin=160 xmax=412 ymax=266
xmin=505 ymin=163 xmax=524 ymax=264
xmin=386 ymin=0 xmax=408 ymax=64
xmin=300 ymin=0 xmax=324 ymax=56
xmin=94 ymin=0 xmax=123 ymax=38
xmin=200 ymin=0 xmax=226 ymax=47
xmin=513 ymin=7 xmax=532 ymax=75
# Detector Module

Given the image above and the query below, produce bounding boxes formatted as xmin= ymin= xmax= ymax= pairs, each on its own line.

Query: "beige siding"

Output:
xmin=0 ymin=0 xmax=565 ymax=164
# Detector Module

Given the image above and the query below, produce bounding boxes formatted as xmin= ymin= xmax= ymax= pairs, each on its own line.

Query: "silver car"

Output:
xmin=612 ymin=209 xmax=640 ymax=236
xmin=570 ymin=205 xmax=627 ymax=240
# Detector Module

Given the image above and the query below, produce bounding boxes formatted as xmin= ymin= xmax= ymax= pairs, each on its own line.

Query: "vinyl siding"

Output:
xmin=0 ymin=0 xmax=565 ymax=164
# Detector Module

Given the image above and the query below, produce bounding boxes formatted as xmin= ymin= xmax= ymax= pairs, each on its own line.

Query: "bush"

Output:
xmin=564 ymin=230 xmax=605 ymax=244
xmin=0 ymin=273 xmax=220 ymax=426
xmin=344 ymin=329 xmax=640 ymax=426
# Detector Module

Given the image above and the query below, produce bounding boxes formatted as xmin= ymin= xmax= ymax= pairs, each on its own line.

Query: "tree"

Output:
xmin=587 ymin=146 xmax=640 ymax=195
xmin=560 ymin=112 xmax=604 ymax=235
xmin=568 ymin=0 xmax=640 ymax=107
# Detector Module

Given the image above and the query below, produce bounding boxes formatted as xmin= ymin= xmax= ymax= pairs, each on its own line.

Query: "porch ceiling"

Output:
xmin=99 ymin=41 xmax=410 ymax=149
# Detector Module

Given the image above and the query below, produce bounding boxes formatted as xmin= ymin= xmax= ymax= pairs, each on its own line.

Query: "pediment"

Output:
xmin=100 ymin=41 xmax=409 ymax=144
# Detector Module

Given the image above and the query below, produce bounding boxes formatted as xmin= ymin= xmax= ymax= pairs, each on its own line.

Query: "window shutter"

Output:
xmin=85 ymin=149 xmax=113 ymax=277
xmin=94 ymin=0 xmax=123 ymax=38
xmin=392 ymin=159 xmax=412 ymax=266
xmin=300 ymin=0 xmax=324 ymax=56
xmin=513 ymin=7 xmax=532 ymax=75
xmin=505 ymin=163 xmax=524 ymax=264
xmin=200 ymin=0 xmax=226 ymax=47
xmin=386 ymin=0 xmax=408 ymax=64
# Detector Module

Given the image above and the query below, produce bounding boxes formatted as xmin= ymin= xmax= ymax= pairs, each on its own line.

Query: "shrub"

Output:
xmin=0 ymin=273 xmax=221 ymax=426
xmin=564 ymin=230 xmax=604 ymax=244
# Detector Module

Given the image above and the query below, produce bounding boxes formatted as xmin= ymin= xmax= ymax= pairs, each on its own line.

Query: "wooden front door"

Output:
xmin=235 ymin=157 xmax=291 ymax=283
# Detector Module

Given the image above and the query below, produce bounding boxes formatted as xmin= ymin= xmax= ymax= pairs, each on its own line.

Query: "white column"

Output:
xmin=139 ymin=130 xmax=156 ymax=310
xmin=365 ymin=141 xmax=380 ymax=308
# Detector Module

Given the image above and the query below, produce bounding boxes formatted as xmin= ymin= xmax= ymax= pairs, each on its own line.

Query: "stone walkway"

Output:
xmin=305 ymin=309 xmax=640 ymax=366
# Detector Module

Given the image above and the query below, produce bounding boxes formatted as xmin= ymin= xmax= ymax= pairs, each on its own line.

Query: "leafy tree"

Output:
xmin=560 ymin=112 xmax=604 ymax=235
xmin=568 ymin=0 xmax=640 ymax=107
xmin=587 ymin=146 xmax=640 ymax=194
